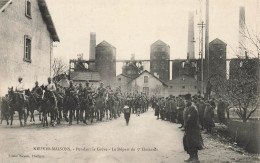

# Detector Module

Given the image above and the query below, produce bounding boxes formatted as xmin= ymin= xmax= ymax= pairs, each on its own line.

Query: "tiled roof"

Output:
xmin=37 ymin=0 xmax=59 ymax=42
xmin=130 ymin=70 xmax=168 ymax=87
xmin=0 ymin=0 xmax=11 ymax=12
xmin=0 ymin=0 xmax=59 ymax=42
xmin=70 ymin=71 xmax=101 ymax=82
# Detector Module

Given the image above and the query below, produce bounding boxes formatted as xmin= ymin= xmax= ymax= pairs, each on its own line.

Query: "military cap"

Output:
xmin=184 ymin=94 xmax=192 ymax=100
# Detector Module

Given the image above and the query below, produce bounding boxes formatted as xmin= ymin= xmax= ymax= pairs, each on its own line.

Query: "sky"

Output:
xmin=46 ymin=0 xmax=260 ymax=73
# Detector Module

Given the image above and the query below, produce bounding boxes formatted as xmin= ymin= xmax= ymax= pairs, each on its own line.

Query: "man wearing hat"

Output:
xmin=183 ymin=94 xmax=203 ymax=162
xmin=177 ymin=96 xmax=185 ymax=128
xmin=16 ymin=77 xmax=26 ymax=102
xmin=32 ymin=81 xmax=43 ymax=103
xmin=123 ymin=98 xmax=131 ymax=125
xmin=97 ymin=82 xmax=106 ymax=98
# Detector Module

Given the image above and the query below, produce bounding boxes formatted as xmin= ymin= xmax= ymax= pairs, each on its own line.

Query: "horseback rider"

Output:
xmin=16 ymin=77 xmax=26 ymax=101
xmin=44 ymin=77 xmax=57 ymax=102
xmin=84 ymin=81 xmax=94 ymax=99
xmin=77 ymin=83 xmax=84 ymax=99
xmin=32 ymin=81 xmax=43 ymax=103
xmin=66 ymin=80 xmax=77 ymax=97
xmin=96 ymin=82 xmax=106 ymax=99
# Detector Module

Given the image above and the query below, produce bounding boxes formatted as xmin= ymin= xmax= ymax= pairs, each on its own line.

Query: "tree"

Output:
xmin=210 ymin=23 xmax=260 ymax=122
xmin=215 ymin=58 xmax=260 ymax=122
xmin=151 ymin=85 xmax=162 ymax=96
xmin=52 ymin=57 xmax=68 ymax=83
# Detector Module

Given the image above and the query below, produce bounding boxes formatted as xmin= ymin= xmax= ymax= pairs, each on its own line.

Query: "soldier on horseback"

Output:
xmin=64 ymin=80 xmax=79 ymax=125
xmin=16 ymin=77 xmax=26 ymax=102
xmin=97 ymin=82 xmax=106 ymax=98
xmin=95 ymin=82 xmax=106 ymax=121
xmin=32 ymin=81 xmax=43 ymax=104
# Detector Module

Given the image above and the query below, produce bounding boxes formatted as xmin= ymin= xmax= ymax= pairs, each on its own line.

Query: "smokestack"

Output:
xmin=89 ymin=32 xmax=96 ymax=60
xmin=239 ymin=7 xmax=246 ymax=56
xmin=187 ymin=11 xmax=195 ymax=59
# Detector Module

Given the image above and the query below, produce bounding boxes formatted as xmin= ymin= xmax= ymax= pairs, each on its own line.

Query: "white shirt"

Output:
xmin=16 ymin=82 xmax=25 ymax=94
xmin=47 ymin=83 xmax=56 ymax=92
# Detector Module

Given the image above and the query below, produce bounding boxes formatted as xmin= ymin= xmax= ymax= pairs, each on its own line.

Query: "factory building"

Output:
xmin=150 ymin=40 xmax=170 ymax=82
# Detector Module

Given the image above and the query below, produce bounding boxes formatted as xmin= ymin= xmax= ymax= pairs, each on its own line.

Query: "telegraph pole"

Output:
xmin=205 ymin=0 xmax=209 ymax=86
xmin=198 ymin=21 xmax=205 ymax=95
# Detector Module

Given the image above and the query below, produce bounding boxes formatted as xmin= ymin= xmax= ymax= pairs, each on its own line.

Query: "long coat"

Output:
xmin=183 ymin=105 xmax=204 ymax=154
xmin=217 ymin=100 xmax=226 ymax=124
xmin=204 ymin=104 xmax=215 ymax=129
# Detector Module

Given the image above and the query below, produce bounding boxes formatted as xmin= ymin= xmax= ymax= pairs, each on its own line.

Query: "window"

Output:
xmin=143 ymin=87 xmax=149 ymax=95
xmin=195 ymin=86 xmax=197 ymax=89
xmin=182 ymin=86 xmax=185 ymax=89
xmin=24 ymin=36 xmax=31 ymax=62
xmin=25 ymin=0 xmax=31 ymax=18
xmin=144 ymin=76 xmax=148 ymax=83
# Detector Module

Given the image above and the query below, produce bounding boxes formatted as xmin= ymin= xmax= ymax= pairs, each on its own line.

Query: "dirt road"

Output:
xmin=0 ymin=109 xmax=259 ymax=163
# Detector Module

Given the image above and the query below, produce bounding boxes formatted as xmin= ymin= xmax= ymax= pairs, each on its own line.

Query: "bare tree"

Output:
xmin=52 ymin=57 xmax=68 ymax=83
xmin=151 ymin=85 xmax=162 ymax=96
xmin=210 ymin=22 xmax=260 ymax=122
xmin=214 ymin=58 xmax=260 ymax=122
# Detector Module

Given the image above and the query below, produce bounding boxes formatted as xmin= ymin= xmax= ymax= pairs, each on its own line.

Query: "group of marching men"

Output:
xmin=0 ymin=76 xmax=150 ymax=127
xmin=150 ymin=94 xmax=229 ymax=162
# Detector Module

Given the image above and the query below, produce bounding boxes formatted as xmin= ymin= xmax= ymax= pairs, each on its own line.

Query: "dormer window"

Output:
xmin=25 ymin=0 xmax=31 ymax=18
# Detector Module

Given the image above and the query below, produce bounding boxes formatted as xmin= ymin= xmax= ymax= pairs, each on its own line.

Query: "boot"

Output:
xmin=184 ymin=154 xmax=193 ymax=162
xmin=192 ymin=153 xmax=200 ymax=163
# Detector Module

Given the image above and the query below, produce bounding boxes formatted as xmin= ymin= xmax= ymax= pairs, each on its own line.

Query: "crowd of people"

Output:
xmin=0 ymin=76 xmax=150 ymax=127
xmin=1 ymin=76 xmax=232 ymax=162
xmin=150 ymin=93 xmax=229 ymax=162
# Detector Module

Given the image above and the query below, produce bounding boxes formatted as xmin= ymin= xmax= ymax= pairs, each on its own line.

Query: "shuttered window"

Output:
xmin=25 ymin=0 xmax=31 ymax=18
xmin=24 ymin=36 xmax=32 ymax=62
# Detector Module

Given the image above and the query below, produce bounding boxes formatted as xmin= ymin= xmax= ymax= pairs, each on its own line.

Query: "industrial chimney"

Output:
xmin=89 ymin=32 xmax=96 ymax=60
xmin=187 ymin=11 xmax=195 ymax=59
xmin=239 ymin=7 xmax=246 ymax=56
xmin=89 ymin=32 xmax=96 ymax=71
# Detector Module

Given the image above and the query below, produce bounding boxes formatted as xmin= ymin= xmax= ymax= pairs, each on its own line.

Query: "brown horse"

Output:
xmin=8 ymin=87 xmax=27 ymax=126
xmin=41 ymin=90 xmax=58 ymax=127
xmin=0 ymin=95 xmax=10 ymax=125
xmin=25 ymin=89 xmax=42 ymax=122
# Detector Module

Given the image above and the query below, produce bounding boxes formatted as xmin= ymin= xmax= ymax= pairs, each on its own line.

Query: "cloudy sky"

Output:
xmin=46 ymin=0 xmax=259 ymax=64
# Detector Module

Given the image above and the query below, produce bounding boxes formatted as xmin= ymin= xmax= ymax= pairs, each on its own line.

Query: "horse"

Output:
xmin=54 ymin=91 xmax=65 ymax=124
xmin=24 ymin=89 xmax=42 ymax=122
xmin=8 ymin=87 xmax=27 ymax=126
xmin=95 ymin=94 xmax=106 ymax=121
xmin=64 ymin=90 xmax=79 ymax=125
xmin=0 ymin=96 xmax=10 ymax=125
xmin=41 ymin=90 xmax=58 ymax=127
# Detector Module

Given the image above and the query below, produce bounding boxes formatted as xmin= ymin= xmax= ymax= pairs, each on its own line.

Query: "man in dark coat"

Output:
xmin=123 ymin=99 xmax=131 ymax=125
xmin=183 ymin=94 xmax=203 ymax=162
xmin=217 ymin=98 xmax=227 ymax=124
xmin=198 ymin=98 xmax=206 ymax=130
xmin=177 ymin=96 xmax=185 ymax=128
xmin=204 ymin=100 xmax=215 ymax=133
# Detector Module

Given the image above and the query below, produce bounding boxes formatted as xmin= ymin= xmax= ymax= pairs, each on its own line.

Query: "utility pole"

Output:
xmin=198 ymin=21 xmax=205 ymax=95
xmin=205 ymin=0 xmax=209 ymax=86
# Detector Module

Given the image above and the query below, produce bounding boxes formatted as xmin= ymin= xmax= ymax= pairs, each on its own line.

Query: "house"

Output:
xmin=128 ymin=70 xmax=168 ymax=97
xmin=115 ymin=74 xmax=132 ymax=93
xmin=168 ymin=75 xmax=200 ymax=96
xmin=70 ymin=71 xmax=101 ymax=88
xmin=0 ymin=0 xmax=59 ymax=95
